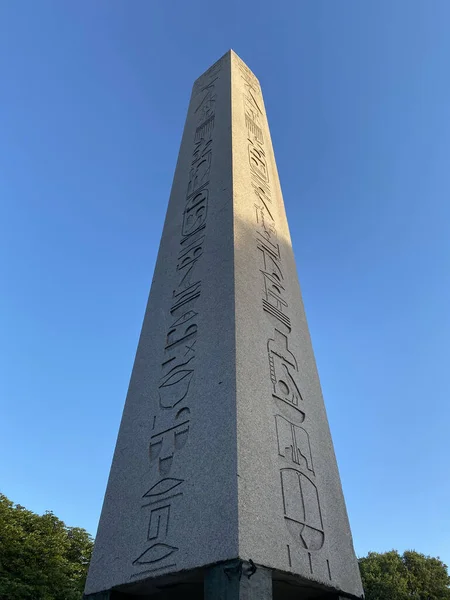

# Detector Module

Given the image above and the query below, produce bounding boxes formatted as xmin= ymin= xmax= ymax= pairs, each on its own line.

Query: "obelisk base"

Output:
xmin=83 ymin=563 xmax=359 ymax=599
xmin=83 ymin=561 xmax=271 ymax=600
xmin=204 ymin=560 xmax=272 ymax=599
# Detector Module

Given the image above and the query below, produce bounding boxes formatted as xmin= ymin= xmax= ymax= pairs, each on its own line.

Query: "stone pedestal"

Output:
xmin=84 ymin=50 xmax=364 ymax=600
xmin=204 ymin=560 xmax=272 ymax=600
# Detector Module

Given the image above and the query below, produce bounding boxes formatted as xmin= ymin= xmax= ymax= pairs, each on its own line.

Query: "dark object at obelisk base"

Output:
xmin=84 ymin=50 xmax=364 ymax=600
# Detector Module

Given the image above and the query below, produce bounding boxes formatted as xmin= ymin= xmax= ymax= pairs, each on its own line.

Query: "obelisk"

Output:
xmin=84 ymin=50 xmax=363 ymax=600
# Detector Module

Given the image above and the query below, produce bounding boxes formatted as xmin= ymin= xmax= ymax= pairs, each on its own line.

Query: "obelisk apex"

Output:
xmin=84 ymin=50 xmax=363 ymax=600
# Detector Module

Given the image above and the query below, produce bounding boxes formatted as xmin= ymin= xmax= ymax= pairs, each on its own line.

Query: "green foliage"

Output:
xmin=0 ymin=493 xmax=93 ymax=600
xmin=359 ymin=550 xmax=450 ymax=600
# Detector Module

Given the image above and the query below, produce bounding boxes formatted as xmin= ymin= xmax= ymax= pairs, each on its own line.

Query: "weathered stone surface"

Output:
xmin=84 ymin=50 xmax=363 ymax=600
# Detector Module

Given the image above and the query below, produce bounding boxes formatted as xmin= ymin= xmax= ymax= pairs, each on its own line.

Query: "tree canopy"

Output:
xmin=2 ymin=492 xmax=450 ymax=600
xmin=359 ymin=550 xmax=450 ymax=600
xmin=0 ymin=493 xmax=93 ymax=600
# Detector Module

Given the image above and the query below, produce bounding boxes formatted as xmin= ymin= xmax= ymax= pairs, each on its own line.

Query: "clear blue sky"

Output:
xmin=1 ymin=0 xmax=449 ymax=567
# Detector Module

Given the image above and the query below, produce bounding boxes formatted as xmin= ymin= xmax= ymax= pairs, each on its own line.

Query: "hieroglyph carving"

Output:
xmin=132 ymin=58 xmax=223 ymax=577
xmin=238 ymin=61 xmax=291 ymax=332
xmin=237 ymin=55 xmax=328 ymax=574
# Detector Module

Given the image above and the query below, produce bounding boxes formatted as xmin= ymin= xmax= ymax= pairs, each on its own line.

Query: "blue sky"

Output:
xmin=1 ymin=0 xmax=449 ymax=567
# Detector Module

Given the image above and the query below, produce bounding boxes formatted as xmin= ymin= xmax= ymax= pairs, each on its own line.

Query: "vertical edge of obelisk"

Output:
xmin=230 ymin=48 xmax=284 ymax=567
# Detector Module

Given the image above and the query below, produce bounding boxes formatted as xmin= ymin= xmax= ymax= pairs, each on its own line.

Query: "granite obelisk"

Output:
xmin=84 ymin=50 xmax=363 ymax=600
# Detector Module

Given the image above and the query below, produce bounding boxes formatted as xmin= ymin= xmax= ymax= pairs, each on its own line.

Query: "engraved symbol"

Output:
xmin=177 ymin=234 xmax=205 ymax=272
xmin=248 ymin=139 xmax=269 ymax=183
xmin=261 ymin=265 xmax=284 ymax=292
xmin=257 ymin=235 xmax=281 ymax=266
xmin=194 ymin=79 xmax=217 ymax=123
xmin=166 ymin=310 xmax=197 ymax=350
xmin=192 ymin=135 xmax=212 ymax=164
xmin=147 ymin=505 xmax=170 ymax=540
xmin=259 ymin=236 xmax=291 ymax=331
xmin=171 ymin=281 xmax=201 ymax=315
xmin=143 ymin=477 xmax=183 ymax=500
xmin=245 ymin=114 xmax=263 ymax=144
xmin=184 ymin=340 xmax=196 ymax=357
xmin=259 ymin=238 xmax=291 ymax=331
xmin=182 ymin=189 xmax=208 ymax=238
xmin=275 ymin=415 xmax=314 ymax=474
xmin=244 ymin=90 xmax=264 ymax=143
xmin=159 ymin=367 xmax=193 ymax=409
xmin=133 ymin=542 xmax=178 ymax=565
xmin=253 ymin=182 xmax=273 ymax=220
xmin=255 ymin=206 xmax=277 ymax=246
xmin=150 ymin=408 xmax=190 ymax=475
xmin=280 ymin=468 xmax=324 ymax=551
xmin=327 ymin=559 xmax=332 ymax=580
xmin=263 ymin=300 xmax=291 ymax=332
xmin=268 ymin=330 xmax=303 ymax=417
xmin=161 ymin=353 xmax=194 ymax=379
xmin=137 ymin=479 xmax=182 ymax=570
xmin=187 ymin=151 xmax=212 ymax=196
xmin=246 ymin=87 xmax=262 ymax=114
xmin=195 ymin=115 xmax=215 ymax=141
xmin=261 ymin=265 xmax=285 ymax=300
xmin=238 ymin=59 xmax=260 ymax=93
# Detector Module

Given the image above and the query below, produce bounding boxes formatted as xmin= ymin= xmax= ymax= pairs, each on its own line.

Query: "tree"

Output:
xmin=0 ymin=493 xmax=93 ymax=600
xmin=359 ymin=550 xmax=450 ymax=600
